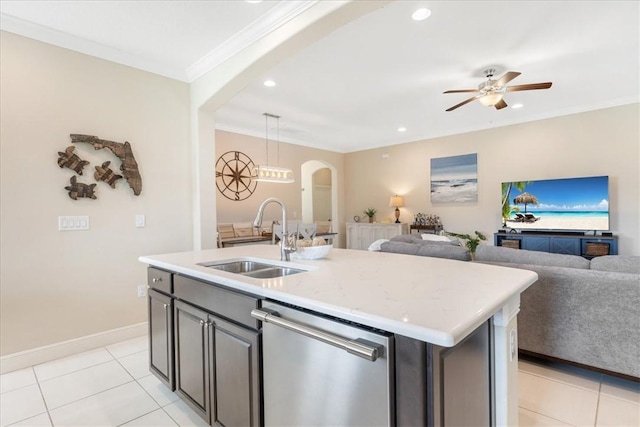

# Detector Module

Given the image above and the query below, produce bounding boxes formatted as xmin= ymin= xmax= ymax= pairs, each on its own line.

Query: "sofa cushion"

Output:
xmin=475 ymin=245 xmax=590 ymax=269
xmin=389 ymin=234 xmax=424 ymax=244
xmin=590 ymin=255 xmax=640 ymax=274
xmin=380 ymin=241 xmax=419 ymax=255
xmin=416 ymin=243 xmax=471 ymax=261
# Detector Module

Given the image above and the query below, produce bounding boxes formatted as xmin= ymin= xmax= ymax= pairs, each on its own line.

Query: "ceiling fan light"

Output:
xmin=412 ymin=8 xmax=431 ymax=21
xmin=478 ymin=92 xmax=504 ymax=107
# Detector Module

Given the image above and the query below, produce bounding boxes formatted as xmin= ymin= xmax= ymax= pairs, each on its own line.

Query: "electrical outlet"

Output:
xmin=137 ymin=285 xmax=147 ymax=298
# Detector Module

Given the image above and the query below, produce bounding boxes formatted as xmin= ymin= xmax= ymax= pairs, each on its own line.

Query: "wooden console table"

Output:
xmin=410 ymin=224 xmax=443 ymax=234
xmin=494 ymin=232 xmax=618 ymax=258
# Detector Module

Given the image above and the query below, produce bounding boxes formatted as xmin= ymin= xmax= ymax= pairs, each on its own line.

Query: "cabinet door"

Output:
xmin=522 ymin=237 xmax=550 ymax=252
xmin=550 ymin=237 xmax=580 ymax=255
xmin=210 ymin=315 xmax=262 ymax=427
xmin=174 ymin=300 xmax=210 ymax=423
xmin=358 ymin=226 xmax=375 ymax=250
xmin=346 ymin=224 xmax=359 ymax=249
xmin=380 ymin=224 xmax=402 ymax=240
xmin=148 ymin=289 xmax=174 ymax=389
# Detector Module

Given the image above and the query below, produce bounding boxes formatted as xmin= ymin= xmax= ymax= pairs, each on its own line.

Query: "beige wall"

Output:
xmin=215 ymin=130 xmax=345 ymax=246
xmin=2 ymin=30 xmax=637 ymax=358
xmin=0 ymin=33 xmax=193 ymax=355
xmin=345 ymin=104 xmax=640 ymax=255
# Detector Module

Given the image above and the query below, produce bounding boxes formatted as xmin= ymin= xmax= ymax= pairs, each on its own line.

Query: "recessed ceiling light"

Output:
xmin=412 ymin=8 xmax=431 ymax=21
xmin=511 ymin=103 xmax=524 ymax=109
xmin=263 ymin=80 xmax=276 ymax=87
xmin=397 ymin=127 xmax=407 ymax=132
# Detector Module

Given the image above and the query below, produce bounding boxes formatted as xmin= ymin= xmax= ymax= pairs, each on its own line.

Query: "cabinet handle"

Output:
xmin=163 ymin=304 xmax=168 ymax=310
xmin=200 ymin=320 xmax=205 ymax=326
xmin=152 ymin=277 xmax=163 ymax=283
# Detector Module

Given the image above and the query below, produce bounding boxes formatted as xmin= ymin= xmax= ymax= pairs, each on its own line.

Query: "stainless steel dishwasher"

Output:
xmin=252 ymin=301 xmax=395 ymax=426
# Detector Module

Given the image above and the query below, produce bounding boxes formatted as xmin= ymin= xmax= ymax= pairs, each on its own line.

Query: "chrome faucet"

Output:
xmin=253 ymin=197 xmax=296 ymax=261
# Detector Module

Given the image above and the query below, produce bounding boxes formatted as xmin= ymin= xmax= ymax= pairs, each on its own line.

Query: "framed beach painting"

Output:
xmin=430 ymin=153 xmax=478 ymax=203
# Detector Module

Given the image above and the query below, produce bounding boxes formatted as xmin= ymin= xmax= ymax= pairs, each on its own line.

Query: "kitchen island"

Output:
xmin=140 ymin=245 xmax=537 ymax=426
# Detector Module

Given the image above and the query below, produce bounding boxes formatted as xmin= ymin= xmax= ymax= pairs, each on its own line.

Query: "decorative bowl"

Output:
xmin=292 ymin=244 xmax=333 ymax=260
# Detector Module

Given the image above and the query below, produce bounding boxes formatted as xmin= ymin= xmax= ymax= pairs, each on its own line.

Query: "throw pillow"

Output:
xmin=368 ymin=239 xmax=389 ymax=251
xmin=421 ymin=234 xmax=456 ymax=244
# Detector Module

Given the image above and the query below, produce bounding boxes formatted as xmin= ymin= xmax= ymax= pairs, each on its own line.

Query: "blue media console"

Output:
xmin=494 ymin=232 xmax=618 ymax=258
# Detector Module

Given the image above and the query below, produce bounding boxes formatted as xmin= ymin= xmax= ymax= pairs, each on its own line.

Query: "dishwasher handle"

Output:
xmin=251 ymin=308 xmax=381 ymax=361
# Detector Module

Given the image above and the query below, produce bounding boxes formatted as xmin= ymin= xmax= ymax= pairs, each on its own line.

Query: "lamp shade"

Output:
xmin=251 ymin=165 xmax=295 ymax=183
xmin=389 ymin=195 xmax=404 ymax=207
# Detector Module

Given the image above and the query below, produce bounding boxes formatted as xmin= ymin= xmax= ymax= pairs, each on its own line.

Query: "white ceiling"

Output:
xmin=2 ymin=1 xmax=638 ymax=153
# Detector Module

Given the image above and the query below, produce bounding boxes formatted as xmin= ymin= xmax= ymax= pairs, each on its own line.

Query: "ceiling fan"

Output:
xmin=444 ymin=69 xmax=552 ymax=111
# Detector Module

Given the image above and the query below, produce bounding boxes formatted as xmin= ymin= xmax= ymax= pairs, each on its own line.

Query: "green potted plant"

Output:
xmin=446 ymin=230 xmax=487 ymax=259
xmin=363 ymin=208 xmax=377 ymax=223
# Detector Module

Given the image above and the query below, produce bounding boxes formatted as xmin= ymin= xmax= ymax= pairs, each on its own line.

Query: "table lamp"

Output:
xmin=389 ymin=195 xmax=405 ymax=223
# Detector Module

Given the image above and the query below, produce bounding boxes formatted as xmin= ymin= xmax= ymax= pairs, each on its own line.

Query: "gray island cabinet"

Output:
xmin=141 ymin=245 xmax=537 ymax=426
xmin=149 ymin=268 xmax=261 ymax=426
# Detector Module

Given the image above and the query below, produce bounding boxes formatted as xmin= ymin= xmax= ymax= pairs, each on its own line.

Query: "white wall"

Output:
xmin=0 ymin=32 xmax=193 ymax=355
xmin=345 ymin=104 xmax=640 ymax=255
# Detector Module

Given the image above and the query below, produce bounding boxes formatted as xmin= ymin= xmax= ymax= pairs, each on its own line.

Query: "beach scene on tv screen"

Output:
xmin=502 ymin=176 xmax=609 ymax=231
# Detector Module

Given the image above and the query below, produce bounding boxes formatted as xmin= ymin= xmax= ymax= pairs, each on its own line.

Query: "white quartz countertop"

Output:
xmin=140 ymin=245 xmax=537 ymax=347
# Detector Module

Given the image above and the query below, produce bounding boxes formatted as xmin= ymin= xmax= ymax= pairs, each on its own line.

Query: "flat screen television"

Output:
xmin=501 ymin=176 xmax=609 ymax=232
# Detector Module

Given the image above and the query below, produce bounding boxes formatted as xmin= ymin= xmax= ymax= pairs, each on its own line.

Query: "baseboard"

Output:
xmin=0 ymin=322 xmax=148 ymax=374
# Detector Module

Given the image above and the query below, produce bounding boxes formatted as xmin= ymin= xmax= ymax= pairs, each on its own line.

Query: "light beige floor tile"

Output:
xmin=121 ymin=409 xmax=178 ymax=426
xmin=162 ymin=399 xmax=209 ymax=427
xmin=0 ymin=384 xmax=46 ymax=427
xmin=518 ymin=359 xmax=601 ymax=392
xmin=33 ymin=348 xmax=114 ymax=382
xmin=118 ymin=350 xmax=150 ymax=379
xmin=600 ymin=375 xmax=640 ymax=404
xmin=137 ymin=374 xmax=179 ymax=407
xmin=596 ymin=394 xmax=640 ymax=426
xmin=106 ymin=336 xmax=148 ymax=359
xmin=39 ymin=360 xmax=133 ymax=409
xmin=7 ymin=413 xmax=52 ymax=427
xmin=519 ymin=370 xmax=599 ymax=426
xmin=0 ymin=368 xmax=36 ymax=394
xmin=48 ymin=381 xmax=158 ymax=426
xmin=519 ymin=407 xmax=573 ymax=426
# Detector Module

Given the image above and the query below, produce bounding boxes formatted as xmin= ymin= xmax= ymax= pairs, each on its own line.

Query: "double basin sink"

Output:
xmin=197 ymin=259 xmax=306 ymax=279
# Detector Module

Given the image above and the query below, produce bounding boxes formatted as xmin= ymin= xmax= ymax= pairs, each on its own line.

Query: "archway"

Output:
xmin=301 ymin=160 xmax=338 ymax=234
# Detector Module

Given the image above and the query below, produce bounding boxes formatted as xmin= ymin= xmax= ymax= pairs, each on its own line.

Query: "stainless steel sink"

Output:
xmin=197 ymin=259 xmax=306 ymax=278
xmin=243 ymin=266 xmax=305 ymax=279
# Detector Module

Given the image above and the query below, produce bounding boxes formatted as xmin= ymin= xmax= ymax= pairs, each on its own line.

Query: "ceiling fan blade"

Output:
xmin=495 ymin=71 xmax=521 ymax=87
xmin=443 ymin=89 xmax=477 ymax=94
xmin=445 ymin=96 xmax=478 ymax=112
xmin=495 ymin=99 xmax=508 ymax=110
xmin=506 ymin=82 xmax=553 ymax=92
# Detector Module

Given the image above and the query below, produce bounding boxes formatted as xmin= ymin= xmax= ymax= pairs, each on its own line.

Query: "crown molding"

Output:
xmin=0 ymin=13 xmax=188 ymax=81
xmin=0 ymin=1 xmax=320 ymax=82
xmin=185 ymin=1 xmax=319 ymax=82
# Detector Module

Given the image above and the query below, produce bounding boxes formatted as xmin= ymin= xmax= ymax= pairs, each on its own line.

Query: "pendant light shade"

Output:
xmin=251 ymin=113 xmax=294 ymax=183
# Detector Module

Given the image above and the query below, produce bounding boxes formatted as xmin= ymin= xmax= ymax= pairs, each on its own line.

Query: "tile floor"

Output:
xmin=1 ymin=336 xmax=638 ymax=426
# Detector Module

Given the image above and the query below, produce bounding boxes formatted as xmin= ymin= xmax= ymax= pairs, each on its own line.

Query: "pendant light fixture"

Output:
xmin=251 ymin=113 xmax=294 ymax=183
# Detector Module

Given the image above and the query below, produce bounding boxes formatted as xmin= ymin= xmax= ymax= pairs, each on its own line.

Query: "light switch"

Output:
xmin=58 ymin=216 xmax=89 ymax=231
xmin=136 ymin=214 xmax=145 ymax=228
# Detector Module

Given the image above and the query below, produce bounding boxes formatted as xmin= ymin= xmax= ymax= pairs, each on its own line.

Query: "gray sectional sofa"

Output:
xmin=380 ymin=235 xmax=640 ymax=379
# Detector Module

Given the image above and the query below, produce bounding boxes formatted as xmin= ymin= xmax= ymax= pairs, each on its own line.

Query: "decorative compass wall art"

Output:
xmin=215 ymin=151 xmax=258 ymax=201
